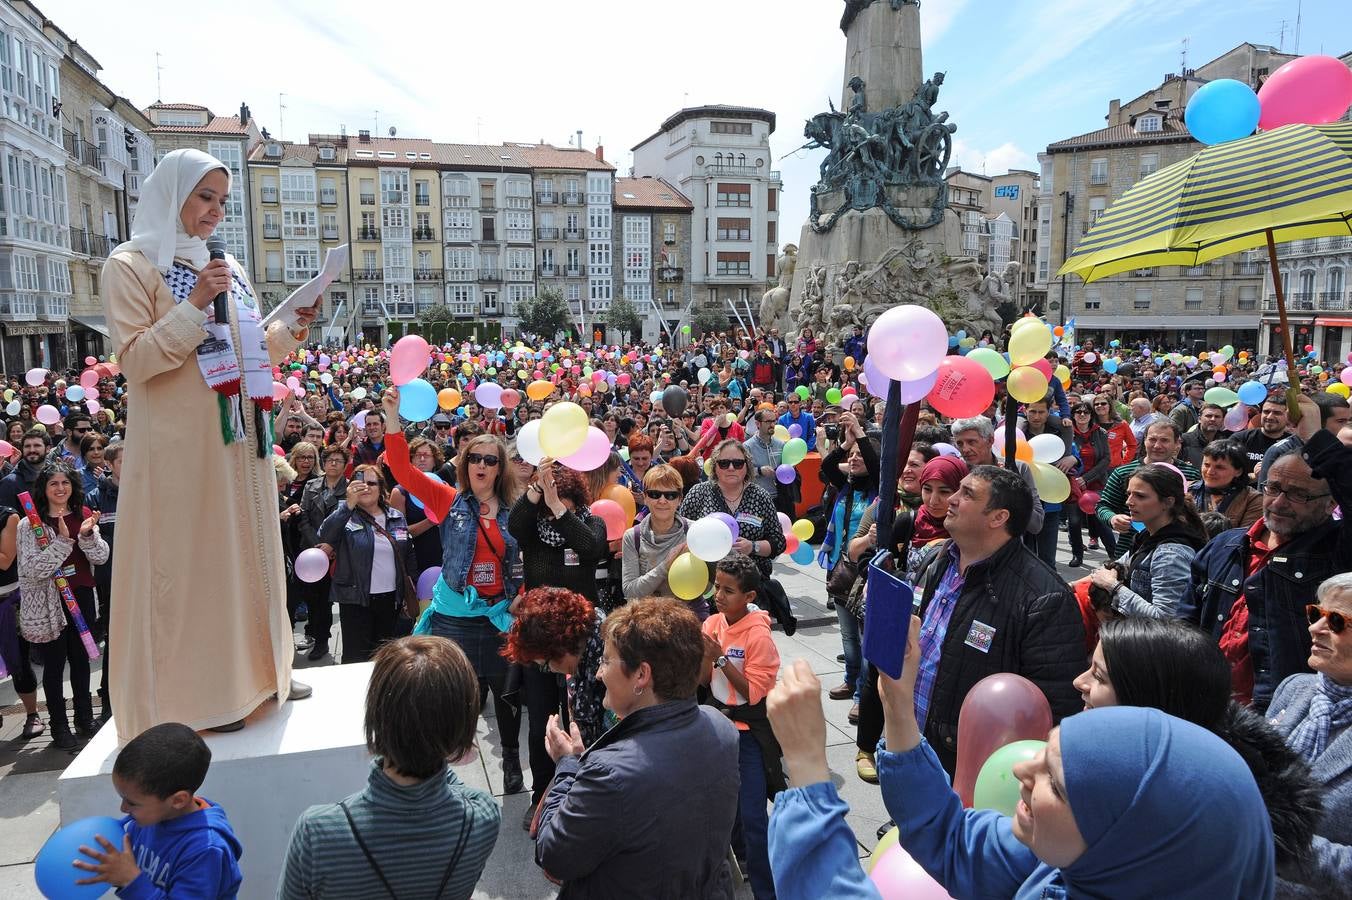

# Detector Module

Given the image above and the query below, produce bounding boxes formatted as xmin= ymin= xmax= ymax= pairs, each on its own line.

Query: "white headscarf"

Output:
xmin=114 ymin=148 xmax=230 ymax=273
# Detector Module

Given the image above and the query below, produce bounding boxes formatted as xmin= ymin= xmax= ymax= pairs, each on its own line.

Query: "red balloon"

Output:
xmin=953 ymin=673 xmax=1053 ymax=807
xmin=589 ymin=499 xmax=627 ymax=540
xmin=1258 ymin=55 xmax=1352 ymax=129
xmin=925 ymin=356 xmax=996 ymax=419
xmin=1077 ymin=490 xmax=1101 ymax=516
xmin=1030 ymin=358 xmax=1054 ymax=380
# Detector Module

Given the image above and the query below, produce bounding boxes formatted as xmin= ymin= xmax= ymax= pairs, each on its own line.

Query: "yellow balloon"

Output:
xmin=1329 ymin=382 xmax=1351 ymax=398
xmin=527 ymin=380 xmax=556 ymax=401
xmin=791 ymin=519 xmax=814 ymax=542
xmin=1007 ymin=366 xmax=1050 ymax=403
xmin=438 ymin=388 xmax=462 ymax=410
xmin=773 ymin=424 xmax=791 ymax=442
xmin=669 ymin=552 xmax=711 ymax=600
xmin=704 ymin=458 xmax=715 ymax=478
xmin=539 ymin=401 xmax=589 ymax=458
xmin=1011 ymin=316 xmax=1044 ymax=334
xmin=1031 ymin=461 xmax=1072 ymax=503
xmin=461 ymin=362 xmax=473 ymax=376
xmin=1054 ymin=365 xmax=1071 ymax=386
xmin=1008 ymin=325 xmax=1052 ymax=367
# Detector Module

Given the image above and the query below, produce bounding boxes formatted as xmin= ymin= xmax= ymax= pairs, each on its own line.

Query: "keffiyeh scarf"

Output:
xmin=1287 ymin=673 xmax=1352 ymax=761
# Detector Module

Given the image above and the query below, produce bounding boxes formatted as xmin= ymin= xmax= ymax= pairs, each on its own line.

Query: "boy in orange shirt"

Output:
xmin=702 ymin=555 xmax=782 ymax=900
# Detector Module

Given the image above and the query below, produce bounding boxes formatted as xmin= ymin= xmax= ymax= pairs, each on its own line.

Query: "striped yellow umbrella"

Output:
xmin=1057 ymin=121 xmax=1352 ymax=372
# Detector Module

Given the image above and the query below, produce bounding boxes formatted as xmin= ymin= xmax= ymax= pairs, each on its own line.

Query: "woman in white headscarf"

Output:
xmin=102 ymin=149 xmax=318 ymax=741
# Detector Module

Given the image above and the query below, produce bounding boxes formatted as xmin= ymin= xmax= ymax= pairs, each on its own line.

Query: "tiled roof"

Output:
xmin=614 ymin=176 xmax=692 ymax=209
xmin=428 ymin=143 xmax=533 ymax=170
xmin=247 ymin=141 xmax=347 ymax=165
xmin=1047 ymin=109 xmax=1192 ymax=152
xmin=146 ymin=102 xmax=210 ymax=111
xmin=512 ymin=144 xmax=615 ymax=172
xmin=148 ymin=115 xmax=252 ymax=137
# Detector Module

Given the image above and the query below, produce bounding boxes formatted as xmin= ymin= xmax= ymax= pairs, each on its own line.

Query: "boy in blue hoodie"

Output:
xmin=72 ymin=723 xmax=243 ymax=899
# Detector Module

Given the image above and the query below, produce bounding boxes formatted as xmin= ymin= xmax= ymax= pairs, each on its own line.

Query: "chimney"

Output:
xmin=595 ymin=141 xmax=605 ymax=163
xmin=358 ymin=129 xmax=371 ymax=143
xmin=1107 ymin=98 xmax=1121 ymax=124
xmin=576 ymin=129 xmax=583 ymax=150
xmin=239 ymin=102 xmax=250 ymax=125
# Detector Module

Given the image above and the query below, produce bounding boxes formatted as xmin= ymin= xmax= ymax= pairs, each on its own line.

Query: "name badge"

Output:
xmin=563 ymin=549 xmax=580 ymax=567
xmin=470 ymin=561 xmax=497 ymax=586
xmin=345 ymin=519 xmax=364 ymax=533
xmin=736 ymin=513 xmax=763 ymax=529
xmin=391 ymin=527 xmax=408 ymax=542
xmin=964 ymin=620 xmax=996 ymax=654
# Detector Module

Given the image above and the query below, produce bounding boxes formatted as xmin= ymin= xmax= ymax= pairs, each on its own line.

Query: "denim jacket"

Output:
xmin=318 ymin=504 xmax=416 ymax=608
xmin=438 ymin=491 xmax=521 ymax=602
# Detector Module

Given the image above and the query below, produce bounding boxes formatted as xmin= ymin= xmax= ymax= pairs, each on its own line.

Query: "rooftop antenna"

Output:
xmin=1179 ymin=36 xmax=1190 ymax=74
xmin=278 ymin=93 xmax=286 ymax=141
xmin=154 ymin=51 xmax=164 ymax=102
xmin=1276 ymin=19 xmax=1288 ymax=53
xmin=1294 ymin=0 xmax=1302 ymax=54
xmin=476 ymin=117 xmax=483 ymax=142
xmin=374 ymin=109 xmax=380 ymax=135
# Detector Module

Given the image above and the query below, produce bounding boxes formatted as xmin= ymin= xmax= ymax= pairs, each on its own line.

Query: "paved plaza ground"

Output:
xmin=0 ymin=537 xmax=1100 ymax=898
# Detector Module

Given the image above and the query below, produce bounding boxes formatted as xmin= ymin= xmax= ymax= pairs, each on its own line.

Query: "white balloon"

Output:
xmin=515 ymin=419 xmax=545 ymax=466
xmin=687 ymin=516 xmax=734 ymax=562
xmin=1028 ymin=433 xmax=1067 ymax=465
xmin=5 ymin=400 xmax=19 ymax=416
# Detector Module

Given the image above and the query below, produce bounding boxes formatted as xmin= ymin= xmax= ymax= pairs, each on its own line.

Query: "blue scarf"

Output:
xmin=1287 ymin=673 xmax=1352 ymax=761
xmin=817 ymin=482 xmax=874 ymax=571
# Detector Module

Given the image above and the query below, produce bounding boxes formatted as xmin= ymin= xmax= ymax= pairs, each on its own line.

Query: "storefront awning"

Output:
xmin=1071 ymin=315 xmax=1259 ymax=330
xmin=1 ymin=321 xmax=61 ymax=336
xmin=1315 ymin=317 xmax=1352 ymax=327
xmin=70 ymin=314 xmax=110 ymax=337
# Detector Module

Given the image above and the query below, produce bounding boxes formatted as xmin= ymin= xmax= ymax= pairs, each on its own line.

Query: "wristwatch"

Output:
xmin=714 ymin=655 xmax=729 ymax=670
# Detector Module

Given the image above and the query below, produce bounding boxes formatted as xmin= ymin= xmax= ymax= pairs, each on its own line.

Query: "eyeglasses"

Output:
xmin=1261 ymin=482 xmax=1331 ymax=505
xmin=1074 ymin=409 xmax=1091 ymax=416
xmin=1306 ymin=604 xmax=1347 ymax=634
xmin=435 ymin=423 xmax=451 ymax=430
xmin=646 ymin=489 xmax=681 ymax=500
xmin=465 ymin=453 xmax=500 ymax=467
xmin=72 ymin=427 xmax=92 ymax=434
xmin=788 ymin=399 xmax=801 ymax=405
xmin=715 ymin=458 xmax=747 ymax=470
xmin=294 ymin=455 xmax=316 ymax=461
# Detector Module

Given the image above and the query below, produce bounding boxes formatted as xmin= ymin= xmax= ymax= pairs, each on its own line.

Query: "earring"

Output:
xmin=633 ymin=686 xmax=644 ymax=696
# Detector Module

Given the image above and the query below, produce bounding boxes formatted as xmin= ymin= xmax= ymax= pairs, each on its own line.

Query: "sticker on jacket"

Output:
xmin=563 ymin=549 xmax=579 ymax=566
xmin=964 ymin=620 xmax=996 ymax=654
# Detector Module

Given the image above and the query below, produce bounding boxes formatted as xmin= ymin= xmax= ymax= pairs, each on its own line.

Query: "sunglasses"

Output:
xmin=466 ymin=453 xmax=500 ymax=467
xmin=715 ymin=458 xmax=747 ymax=470
xmin=435 ymin=423 xmax=452 ymax=430
xmin=73 ymin=427 xmax=92 ymax=434
xmin=646 ymin=489 xmax=681 ymax=501
xmin=1306 ymin=604 xmax=1347 ymax=634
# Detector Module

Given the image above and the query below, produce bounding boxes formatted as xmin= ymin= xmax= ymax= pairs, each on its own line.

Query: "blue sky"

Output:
xmin=34 ymin=0 xmax=1352 ymax=240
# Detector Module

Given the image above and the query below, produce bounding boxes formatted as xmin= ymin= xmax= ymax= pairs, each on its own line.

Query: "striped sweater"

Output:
xmin=278 ymin=759 xmax=500 ymax=900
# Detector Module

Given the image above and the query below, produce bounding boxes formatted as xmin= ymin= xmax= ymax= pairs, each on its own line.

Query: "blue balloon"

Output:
xmin=1185 ymin=78 xmax=1260 ymax=145
xmin=398 ymin=377 xmax=438 ymax=421
xmin=1103 ymin=358 xmax=1119 ymax=374
xmin=36 ymin=815 xmax=125 ymax=899
xmin=407 ymin=472 xmax=444 ymax=510
xmin=948 ymin=335 xmax=960 ymax=347
xmin=1237 ymin=380 xmax=1268 ymax=406
xmin=790 ymin=543 xmax=815 ymax=565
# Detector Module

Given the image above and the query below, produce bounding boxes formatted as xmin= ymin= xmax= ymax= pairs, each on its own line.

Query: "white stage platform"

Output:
xmin=59 ymin=662 xmax=375 ymax=899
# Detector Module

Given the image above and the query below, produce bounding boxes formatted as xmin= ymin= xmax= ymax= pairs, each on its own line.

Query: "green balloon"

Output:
xmin=973 ymin=739 xmax=1045 ymax=816
xmin=795 ymin=385 xmax=810 ymax=401
xmin=681 ymin=325 xmax=691 ymax=334
xmin=782 ymin=437 xmax=808 ymax=466
xmin=1204 ymin=386 xmax=1240 ymax=408
xmin=967 ymin=347 xmax=1011 ymax=380
xmin=825 ymin=387 xmax=842 ymax=405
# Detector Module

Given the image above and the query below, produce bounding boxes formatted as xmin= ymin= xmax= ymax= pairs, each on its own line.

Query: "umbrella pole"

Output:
xmin=1264 ymin=228 xmax=1301 ymax=419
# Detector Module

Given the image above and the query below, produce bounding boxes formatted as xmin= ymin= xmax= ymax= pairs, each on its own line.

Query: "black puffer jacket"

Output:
xmin=913 ymin=535 xmax=1086 ymax=774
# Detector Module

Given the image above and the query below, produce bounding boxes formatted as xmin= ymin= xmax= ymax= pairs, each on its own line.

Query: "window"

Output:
xmin=282 ymin=208 xmax=317 ymax=239
xmin=280 ymin=172 xmax=315 ymax=204
xmin=1136 ymin=115 xmax=1162 ymax=133
xmin=623 ymin=216 xmax=651 ymax=285
xmin=716 ymin=252 xmax=751 ymax=276
xmin=710 ymin=121 xmax=752 ymax=135
xmin=624 ymin=282 xmax=652 ymax=303
xmin=380 ymin=169 xmax=409 ymax=204
xmin=444 ymin=175 xmax=470 ymax=208
xmin=319 ymin=178 xmax=337 ymax=203
xmin=1084 ymin=288 xmax=1101 ymax=310
xmin=1185 ymin=287 xmax=1204 ymax=309
xmin=588 ymin=206 xmax=611 ymax=232
xmin=415 ymin=181 xmax=430 ymax=206
xmin=285 ymin=245 xmax=319 ymax=282
xmin=363 ymin=249 xmax=378 ymax=271
xmin=446 ymin=248 xmax=475 ymax=280
xmin=1237 ymin=285 xmax=1258 ymax=310
xmin=589 ymin=240 xmax=612 ymax=273
xmin=587 ymin=174 xmax=610 ymax=203
xmin=507 ymin=248 xmax=532 ymax=278
xmin=1089 ymin=158 xmax=1109 ymax=185
xmin=322 ymin=213 xmax=338 ymax=238
xmin=767 ymin=221 xmax=777 ymax=244
xmin=363 ymin=287 xmax=382 ymax=315
xmin=505 ymin=178 xmax=531 ymax=210
xmin=507 ymin=284 xmax=533 ymax=311
xmin=446 ymin=210 xmax=472 ymax=241
xmin=589 ymin=277 xmax=611 ymax=309
xmin=716 ymin=183 xmax=751 ymax=207
xmin=663 ymin=221 xmax=676 ymax=244
xmin=767 ymin=189 xmax=777 ymax=213
xmin=318 ymin=146 xmax=335 ymax=161
xmin=1138 ymin=153 xmax=1159 ymax=179
xmin=505 ymin=210 xmax=532 ymax=242
xmin=567 ymin=283 xmax=581 ymax=302
xmin=449 ymin=283 xmax=475 ymax=315
xmin=359 ymin=178 xmax=375 ymax=204
xmin=716 ymin=218 xmax=751 ymax=241
xmin=482 ymin=217 xmax=495 ymax=241
xmin=1089 ymin=196 xmax=1106 ymax=225
xmin=1134 ymin=287 xmax=1152 ymax=309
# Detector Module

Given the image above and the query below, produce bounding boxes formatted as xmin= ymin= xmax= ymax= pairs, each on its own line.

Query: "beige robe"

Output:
xmin=103 ymin=248 xmax=302 ymax=743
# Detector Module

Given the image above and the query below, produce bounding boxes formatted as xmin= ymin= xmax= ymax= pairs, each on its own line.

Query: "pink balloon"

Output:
xmin=868 ymin=844 xmax=954 ymax=899
xmin=84 ymin=356 xmax=97 ymax=366
xmin=777 ymin=511 xmax=792 ymax=533
xmin=1258 ymin=55 xmax=1352 ymax=129
xmin=272 ymin=381 xmax=289 ymax=402
xmin=80 ymin=370 xmax=98 ymax=389
xmin=1342 ymin=366 xmax=1352 ymax=387
xmin=500 ymin=388 xmax=521 ymax=409
xmin=25 ymin=368 xmax=46 ymax=387
xmin=953 ymin=673 xmax=1052 ymax=807
xmin=85 ymin=387 xmax=99 ymax=401
xmin=35 ymin=404 xmax=59 ymax=425
xmin=1031 ymin=358 xmax=1054 ymax=380
xmin=925 ymin=356 xmax=996 ymax=419
xmin=589 ymin=499 xmax=627 ymax=540
xmin=389 ymin=334 xmax=431 ymax=386
xmin=475 ymin=382 xmax=503 ymax=409
xmin=85 ymin=399 xmax=101 ymax=414
xmin=0 ymin=440 xmax=13 ymax=458
xmin=868 ymin=305 xmax=949 ymax=382
xmin=294 ymin=547 xmax=331 ymax=583
xmin=617 ymin=373 xmax=631 ymax=386
xmin=559 ymin=426 xmax=612 ymax=472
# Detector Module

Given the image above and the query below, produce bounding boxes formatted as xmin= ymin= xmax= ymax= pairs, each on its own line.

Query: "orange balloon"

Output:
xmin=1015 ymin=439 xmax=1034 ymax=463
xmin=602 ymin=483 xmax=637 ymax=524
xmin=1053 ymin=326 xmax=1064 ymax=337
xmin=526 ymin=380 xmax=555 ymax=401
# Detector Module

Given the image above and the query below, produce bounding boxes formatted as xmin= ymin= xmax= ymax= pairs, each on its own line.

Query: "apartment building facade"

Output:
xmin=613 ymin=175 xmax=693 ymax=343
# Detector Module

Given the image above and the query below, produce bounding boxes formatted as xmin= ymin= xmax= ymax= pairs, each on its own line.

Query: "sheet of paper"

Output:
xmin=261 ymin=243 xmax=349 ymax=328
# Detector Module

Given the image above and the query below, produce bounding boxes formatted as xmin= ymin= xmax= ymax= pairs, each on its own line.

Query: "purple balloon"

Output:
xmin=861 ymin=355 xmax=890 ymax=397
xmin=933 ymin=442 xmax=961 ymax=458
xmin=775 ymin=464 xmax=797 ymax=484
xmin=416 ymin=566 xmax=441 ymax=600
xmin=712 ymin=512 xmax=740 ymax=541
xmin=899 ymin=370 xmax=939 ymax=404
xmin=788 ymin=423 xmax=803 ymax=438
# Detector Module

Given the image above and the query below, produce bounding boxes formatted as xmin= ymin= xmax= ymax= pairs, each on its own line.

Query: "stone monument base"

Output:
xmin=59 ymin=663 xmax=377 ymax=899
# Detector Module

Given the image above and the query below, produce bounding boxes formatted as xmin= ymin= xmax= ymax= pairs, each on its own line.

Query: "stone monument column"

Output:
xmin=840 ymin=0 xmax=923 ymax=112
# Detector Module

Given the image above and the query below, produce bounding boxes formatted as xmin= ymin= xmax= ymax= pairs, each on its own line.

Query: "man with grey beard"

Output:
xmin=1181 ymin=394 xmax=1352 ymax=711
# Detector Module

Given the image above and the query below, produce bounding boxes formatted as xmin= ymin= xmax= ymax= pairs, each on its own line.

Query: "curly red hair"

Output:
xmin=502 ymin=587 xmax=595 ymax=664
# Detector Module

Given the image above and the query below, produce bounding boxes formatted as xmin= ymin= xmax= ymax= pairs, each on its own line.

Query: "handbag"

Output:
xmin=825 ymin=555 xmax=859 ymax=598
xmin=369 ymin=514 xmax=420 ymax=620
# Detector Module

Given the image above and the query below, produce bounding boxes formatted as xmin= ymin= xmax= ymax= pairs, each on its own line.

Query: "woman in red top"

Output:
xmin=1069 ymin=401 xmax=1117 ymax=565
xmin=1091 ymin=393 xmax=1138 ymax=468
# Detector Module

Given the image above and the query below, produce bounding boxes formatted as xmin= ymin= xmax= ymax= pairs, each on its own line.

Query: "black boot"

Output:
xmin=50 ymin=716 xmax=77 ymax=750
xmin=1068 ymin=555 xmax=1083 ymax=568
xmin=502 ymin=754 xmax=524 ymax=795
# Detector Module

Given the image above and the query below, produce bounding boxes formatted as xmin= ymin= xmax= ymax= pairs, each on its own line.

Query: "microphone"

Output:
xmin=206 ymin=235 xmax=229 ymax=327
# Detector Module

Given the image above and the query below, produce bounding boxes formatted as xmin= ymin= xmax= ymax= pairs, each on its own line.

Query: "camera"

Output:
xmin=825 ymin=424 xmax=839 ymax=439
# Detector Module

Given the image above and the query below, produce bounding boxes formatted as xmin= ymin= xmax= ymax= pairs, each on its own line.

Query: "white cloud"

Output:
xmin=948 ymin=139 xmax=1037 ymax=176
xmin=920 ymin=0 xmax=972 ymax=45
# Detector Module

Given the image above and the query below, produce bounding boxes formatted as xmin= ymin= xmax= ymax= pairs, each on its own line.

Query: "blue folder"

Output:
xmin=862 ymin=549 xmax=915 ymax=679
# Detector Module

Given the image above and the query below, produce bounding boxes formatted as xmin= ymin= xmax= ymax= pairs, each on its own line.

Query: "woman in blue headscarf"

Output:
xmin=765 ymin=617 xmax=1277 ymax=900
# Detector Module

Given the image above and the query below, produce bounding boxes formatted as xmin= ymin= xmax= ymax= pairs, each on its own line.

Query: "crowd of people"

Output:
xmin=5 ymin=309 xmax=1352 ymax=898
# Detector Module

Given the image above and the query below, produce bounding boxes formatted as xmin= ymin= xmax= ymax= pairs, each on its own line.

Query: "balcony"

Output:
xmin=658 ymin=266 xmax=684 ymax=282
xmin=563 ymin=228 xmax=584 ymax=241
xmin=537 ymin=227 xmax=560 ymax=240
xmin=265 ymin=267 xmax=283 ymax=282
xmin=62 ymin=129 xmax=102 ymax=170
xmin=536 ymin=191 xmax=556 ymax=205
xmin=37 ymin=296 xmax=68 ymax=320
xmin=354 ymin=269 xmax=382 ymax=282
xmin=1183 ymin=264 xmax=1214 ymax=277
xmin=561 ymin=192 xmax=583 ymax=205
xmin=507 ymin=269 xmax=532 ymax=282
xmin=479 ymin=268 xmax=501 ymax=282
xmin=1128 ymin=268 xmax=1156 ymax=277
xmin=263 ymin=225 xmax=281 ymax=240
xmin=1233 ymin=262 xmax=1264 ymax=276
xmin=702 ymin=163 xmax=762 ymax=177
xmin=539 ymin=264 xmax=558 ymax=277
xmin=415 ymin=194 xmax=430 ymax=207
xmin=1319 ymin=236 xmax=1352 ymax=252
xmin=413 ymin=268 xmax=442 ymax=282
xmin=0 ymin=292 xmax=36 ymax=320
xmin=360 ymin=193 xmax=376 ymax=205
xmin=1288 ymin=291 xmax=1316 ymax=310
xmin=68 ymin=228 xmax=112 ymax=258
xmin=1320 ymin=290 xmax=1350 ymax=310
xmin=285 ymin=269 xmax=319 ymax=285
xmin=358 ymin=227 xmax=381 ymax=240
xmin=322 ymin=227 xmax=340 ymax=241
xmin=384 ymin=191 xmax=404 ymax=205
xmin=261 ymin=187 xmax=279 ymax=204
xmin=564 ymin=265 xmax=586 ymax=278
xmin=320 ymin=189 xmax=338 ymax=205
xmin=478 ymin=203 xmax=497 ymax=213
xmin=413 ymin=227 xmax=436 ymax=242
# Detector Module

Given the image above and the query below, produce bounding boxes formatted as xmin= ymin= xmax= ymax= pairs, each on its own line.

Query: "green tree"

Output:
xmin=516 ymin=288 xmax=572 ymax=340
xmin=605 ymin=296 xmax=643 ymax=342
xmin=690 ymin=301 xmax=730 ymax=338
